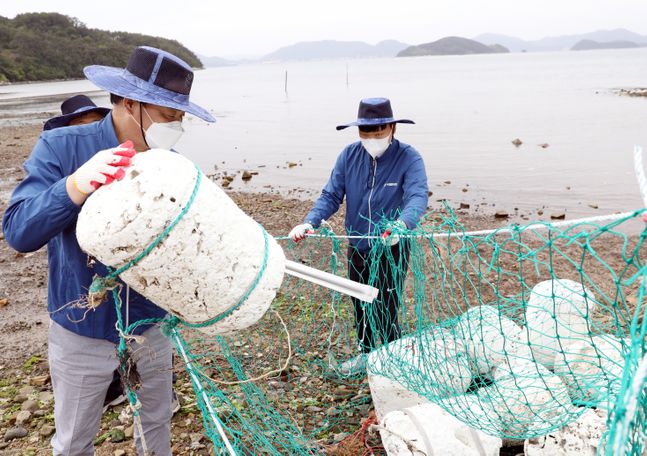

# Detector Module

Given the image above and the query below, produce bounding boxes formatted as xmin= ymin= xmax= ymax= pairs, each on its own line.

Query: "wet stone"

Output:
xmin=20 ymin=400 xmax=38 ymax=412
xmin=4 ymin=426 xmax=28 ymax=441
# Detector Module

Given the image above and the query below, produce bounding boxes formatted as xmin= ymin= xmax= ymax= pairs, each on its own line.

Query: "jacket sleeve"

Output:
xmin=2 ymin=137 xmax=81 ymax=253
xmin=399 ymin=149 xmax=429 ymax=229
xmin=304 ymin=150 xmax=346 ymax=228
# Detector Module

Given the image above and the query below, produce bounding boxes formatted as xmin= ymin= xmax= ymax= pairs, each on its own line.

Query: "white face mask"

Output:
xmin=361 ymin=136 xmax=391 ymax=158
xmin=145 ymin=120 xmax=184 ymax=150
xmin=133 ymin=105 xmax=185 ymax=150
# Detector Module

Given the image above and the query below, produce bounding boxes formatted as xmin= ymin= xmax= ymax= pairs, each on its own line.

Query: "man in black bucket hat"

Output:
xmin=3 ymin=46 xmax=215 ymax=455
xmin=43 ymin=94 xmax=110 ymax=131
xmin=289 ymin=97 xmax=429 ymax=376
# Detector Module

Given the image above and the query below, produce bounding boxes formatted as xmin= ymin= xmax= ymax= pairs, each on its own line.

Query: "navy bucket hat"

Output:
xmin=84 ymin=46 xmax=215 ymax=122
xmin=43 ymin=94 xmax=110 ymax=131
xmin=336 ymin=97 xmax=414 ymax=131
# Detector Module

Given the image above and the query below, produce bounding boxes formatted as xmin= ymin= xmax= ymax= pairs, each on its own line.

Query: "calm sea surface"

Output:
xmin=2 ymin=48 xmax=647 ymax=220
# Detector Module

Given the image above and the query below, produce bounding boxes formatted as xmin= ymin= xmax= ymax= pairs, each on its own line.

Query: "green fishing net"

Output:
xmin=126 ymin=208 xmax=647 ymax=455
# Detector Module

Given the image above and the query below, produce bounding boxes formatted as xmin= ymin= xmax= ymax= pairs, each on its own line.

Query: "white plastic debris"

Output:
xmin=482 ymin=360 xmax=573 ymax=435
xmin=553 ymin=334 xmax=626 ymax=405
xmin=77 ymin=150 xmax=286 ymax=335
xmin=524 ymin=408 xmax=607 ymax=456
xmin=525 ymin=279 xmax=597 ymax=369
xmin=379 ymin=402 xmax=502 ymax=456
xmin=455 ymin=305 xmax=530 ymax=375
xmin=367 ymin=373 xmax=429 ymax=421
xmin=368 ymin=330 xmax=472 ymax=399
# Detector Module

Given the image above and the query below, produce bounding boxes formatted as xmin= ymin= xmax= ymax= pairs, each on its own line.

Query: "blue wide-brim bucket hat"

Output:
xmin=84 ymin=46 xmax=215 ymax=122
xmin=43 ymin=94 xmax=110 ymax=131
xmin=336 ymin=97 xmax=414 ymax=130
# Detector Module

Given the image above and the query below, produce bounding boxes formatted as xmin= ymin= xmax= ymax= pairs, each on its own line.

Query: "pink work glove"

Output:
xmin=289 ymin=223 xmax=314 ymax=242
xmin=72 ymin=140 xmax=136 ymax=194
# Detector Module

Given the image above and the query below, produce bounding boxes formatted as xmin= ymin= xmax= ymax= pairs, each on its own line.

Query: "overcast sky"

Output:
xmin=3 ymin=1 xmax=647 ymax=58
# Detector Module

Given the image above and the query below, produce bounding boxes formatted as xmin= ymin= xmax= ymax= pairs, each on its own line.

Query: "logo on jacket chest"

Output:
xmin=383 ymin=182 xmax=399 ymax=188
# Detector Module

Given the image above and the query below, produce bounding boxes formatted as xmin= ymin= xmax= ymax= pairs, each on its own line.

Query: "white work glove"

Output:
xmin=289 ymin=223 xmax=314 ymax=242
xmin=71 ymin=140 xmax=136 ymax=195
xmin=381 ymin=220 xmax=407 ymax=246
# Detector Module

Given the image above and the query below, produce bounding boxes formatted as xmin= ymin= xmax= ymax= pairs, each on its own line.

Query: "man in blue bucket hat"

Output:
xmin=43 ymin=94 xmax=110 ymax=131
xmin=289 ymin=97 xmax=429 ymax=376
xmin=3 ymin=46 xmax=215 ymax=455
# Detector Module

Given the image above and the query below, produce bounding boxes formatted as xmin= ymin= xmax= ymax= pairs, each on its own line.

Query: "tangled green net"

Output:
xmin=93 ymin=201 xmax=644 ymax=455
xmin=136 ymin=207 xmax=645 ymax=455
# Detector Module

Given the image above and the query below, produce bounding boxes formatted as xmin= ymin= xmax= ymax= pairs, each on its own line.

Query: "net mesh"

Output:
xmin=156 ymin=209 xmax=646 ymax=455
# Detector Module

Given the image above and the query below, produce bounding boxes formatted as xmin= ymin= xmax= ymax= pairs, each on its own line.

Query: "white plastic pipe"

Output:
xmin=284 ymin=260 xmax=379 ymax=303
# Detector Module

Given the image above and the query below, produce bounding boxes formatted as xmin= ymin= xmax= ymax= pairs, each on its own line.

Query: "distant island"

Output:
xmin=397 ymin=37 xmax=509 ymax=57
xmin=260 ymin=39 xmax=409 ymax=61
xmin=571 ymin=39 xmax=646 ymax=51
xmin=475 ymin=28 xmax=647 ymax=52
xmin=0 ymin=13 xmax=202 ymax=83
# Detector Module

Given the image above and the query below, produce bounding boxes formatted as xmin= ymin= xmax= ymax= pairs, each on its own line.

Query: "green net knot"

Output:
xmin=87 ymin=274 xmax=119 ymax=308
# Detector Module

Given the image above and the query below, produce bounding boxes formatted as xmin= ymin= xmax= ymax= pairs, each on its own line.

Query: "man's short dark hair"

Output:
xmin=109 ymin=94 xmax=124 ymax=105
xmin=358 ymin=123 xmax=391 ymax=133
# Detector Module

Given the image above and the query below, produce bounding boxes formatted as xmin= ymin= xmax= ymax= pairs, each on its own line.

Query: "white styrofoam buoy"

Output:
xmin=379 ymin=402 xmax=502 ymax=456
xmin=77 ymin=150 xmax=286 ymax=335
xmin=525 ymin=279 xmax=597 ymax=369
xmin=368 ymin=330 xmax=473 ymax=399
xmin=482 ymin=360 xmax=573 ymax=436
xmin=524 ymin=408 xmax=607 ymax=456
xmin=455 ymin=305 xmax=530 ymax=375
xmin=553 ymin=334 xmax=626 ymax=405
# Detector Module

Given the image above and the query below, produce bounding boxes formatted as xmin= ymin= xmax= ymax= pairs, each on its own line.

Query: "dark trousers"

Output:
xmin=348 ymin=242 xmax=410 ymax=353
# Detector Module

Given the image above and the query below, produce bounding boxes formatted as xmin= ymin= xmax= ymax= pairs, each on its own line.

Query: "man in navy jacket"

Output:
xmin=3 ymin=46 xmax=215 ymax=455
xmin=289 ymin=97 xmax=428 ymax=375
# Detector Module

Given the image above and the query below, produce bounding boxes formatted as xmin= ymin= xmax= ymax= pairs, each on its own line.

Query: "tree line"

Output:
xmin=0 ymin=13 xmax=203 ymax=83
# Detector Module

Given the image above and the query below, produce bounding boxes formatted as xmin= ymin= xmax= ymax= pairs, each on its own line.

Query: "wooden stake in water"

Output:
xmin=346 ymin=63 xmax=349 ymax=87
xmin=284 ymin=70 xmax=288 ymax=95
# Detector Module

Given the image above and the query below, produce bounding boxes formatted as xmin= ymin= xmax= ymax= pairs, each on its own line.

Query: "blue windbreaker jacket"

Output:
xmin=2 ymin=114 xmax=167 ymax=342
xmin=305 ymin=139 xmax=429 ymax=252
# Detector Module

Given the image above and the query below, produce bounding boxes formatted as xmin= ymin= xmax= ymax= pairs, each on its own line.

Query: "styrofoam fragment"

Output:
xmin=368 ymin=330 xmax=473 ymax=399
xmin=455 ymin=305 xmax=529 ymax=375
xmin=481 ymin=360 xmax=574 ymax=435
xmin=367 ymin=373 xmax=430 ymax=421
xmin=525 ymin=279 xmax=597 ymax=369
xmin=77 ymin=150 xmax=285 ymax=335
xmin=553 ymin=335 xmax=626 ymax=405
xmin=379 ymin=402 xmax=502 ymax=456
xmin=524 ymin=408 xmax=607 ymax=456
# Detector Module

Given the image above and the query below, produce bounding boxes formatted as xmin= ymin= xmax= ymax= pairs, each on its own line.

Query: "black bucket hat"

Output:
xmin=84 ymin=46 xmax=215 ymax=122
xmin=336 ymin=97 xmax=415 ymax=130
xmin=43 ymin=94 xmax=110 ymax=131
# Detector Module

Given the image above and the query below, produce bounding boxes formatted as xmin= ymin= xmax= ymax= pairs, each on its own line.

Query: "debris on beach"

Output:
xmin=495 ymin=211 xmax=509 ymax=219
xmin=287 ymin=162 xmax=298 ymax=168
xmin=512 ymin=138 xmax=523 ymax=147
xmin=538 ymin=143 xmax=550 ymax=149
xmin=242 ymin=170 xmax=253 ymax=181
xmin=551 ymin=212 xmax=566 ymax=220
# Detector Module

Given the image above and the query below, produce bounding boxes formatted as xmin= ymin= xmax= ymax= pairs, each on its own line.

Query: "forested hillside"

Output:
xmin=0 ymin=13 xmax=202 ymax=83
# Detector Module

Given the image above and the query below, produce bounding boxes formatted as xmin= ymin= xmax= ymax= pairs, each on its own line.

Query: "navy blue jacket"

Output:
xmin=2 ymin=115 xmax=166 ymax=342
xmin=305 ymin=139 xmax=428 ymax=252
